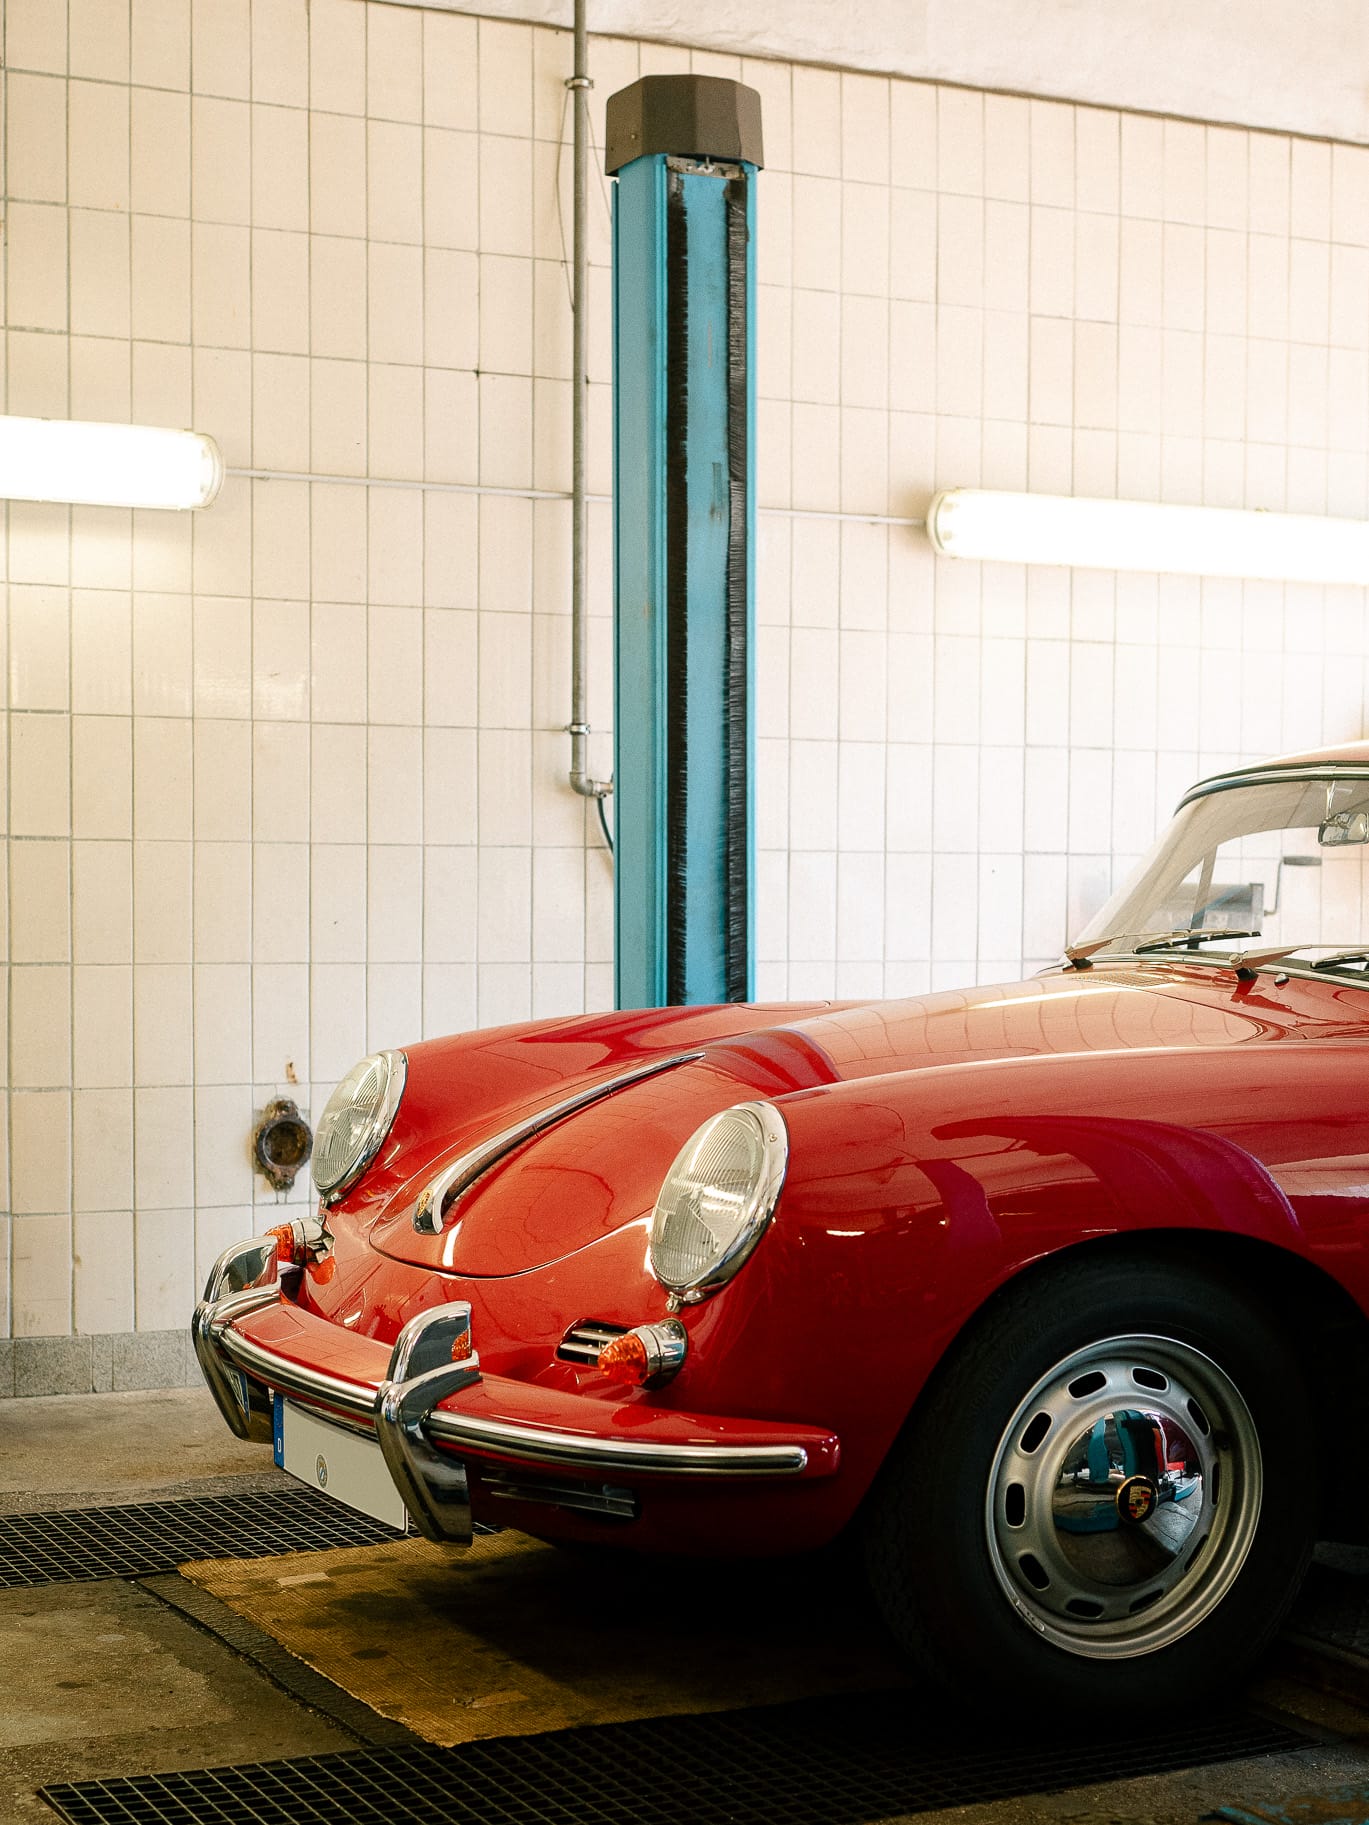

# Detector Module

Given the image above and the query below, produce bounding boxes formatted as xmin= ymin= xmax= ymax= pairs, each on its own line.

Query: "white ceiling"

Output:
xmin=406 ymin=0 xmax=1369 ymax=144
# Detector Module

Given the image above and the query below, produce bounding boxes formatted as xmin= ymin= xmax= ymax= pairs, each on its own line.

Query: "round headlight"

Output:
xmin=649 ymin=1102 xmax=788 ymax=1302
xmin=312 ymin=1050 xmax=407 ymax=1199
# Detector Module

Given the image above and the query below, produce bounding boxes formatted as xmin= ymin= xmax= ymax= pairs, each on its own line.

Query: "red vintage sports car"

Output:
xmin=196 ymin=743 xmax=1369 ymax=1711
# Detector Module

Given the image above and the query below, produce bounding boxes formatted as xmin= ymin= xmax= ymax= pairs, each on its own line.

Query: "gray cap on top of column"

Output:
xmin=604 ymin=74 xmax=764 ymax=175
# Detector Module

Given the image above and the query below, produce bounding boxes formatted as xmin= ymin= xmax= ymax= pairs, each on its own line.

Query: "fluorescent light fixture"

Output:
xmin=927 ymin=487 xmax=1369 ymax=586
xmin=0 ymin=415 xmax=223 ymax=510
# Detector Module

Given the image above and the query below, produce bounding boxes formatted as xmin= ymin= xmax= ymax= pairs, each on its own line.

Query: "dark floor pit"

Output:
xmin=1289 ymin=1551 xmax=1369 ymax=1662
xmin=39 ymin=1690 xmax=1313 ymax=1825
xmin=0 ymin=1486 xmax=404 ymax=1587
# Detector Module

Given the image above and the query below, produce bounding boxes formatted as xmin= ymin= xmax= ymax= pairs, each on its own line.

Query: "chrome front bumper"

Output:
xmin=193 ymin=1235 xmax=816 ymax=1547
xmin=192 ymin=1234 xmax=481 ymax=1543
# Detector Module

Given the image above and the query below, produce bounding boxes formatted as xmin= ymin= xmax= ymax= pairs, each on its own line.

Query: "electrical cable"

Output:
xmin=596 ymin=792 xmax=614 ymax=854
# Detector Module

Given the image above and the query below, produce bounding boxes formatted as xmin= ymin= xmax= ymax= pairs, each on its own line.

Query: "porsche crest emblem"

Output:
xmin=413 ymin=1187 xmax=434 ymax=1233
xmin=1116 ymin=1475 xmax=1156 ymax=1525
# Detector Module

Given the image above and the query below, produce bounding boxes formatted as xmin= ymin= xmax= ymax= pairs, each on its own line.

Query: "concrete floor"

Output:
xmin=0 ymin=1390 xmax=342 ymax=1824
xmin=0 ymin=1581 xmax=355 ymax=1825
xmin=4 ymin=1385 xmax=1369 ymax=1825
xmin=0 ymin=1385 xmax=278 ymax=1515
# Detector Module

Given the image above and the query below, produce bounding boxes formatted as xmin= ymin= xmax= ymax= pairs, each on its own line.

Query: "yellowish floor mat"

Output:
xmin=180 ymin=1527 xmax=908 ymax=1746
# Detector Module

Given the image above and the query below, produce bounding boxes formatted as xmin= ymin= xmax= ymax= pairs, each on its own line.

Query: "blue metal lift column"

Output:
xmin=607 ymin=76 xmax=763 ymax=1010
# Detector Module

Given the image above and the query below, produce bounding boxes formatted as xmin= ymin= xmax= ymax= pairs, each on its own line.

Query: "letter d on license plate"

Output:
xmin=280 ymin=1401 xmax=407 ymax=1532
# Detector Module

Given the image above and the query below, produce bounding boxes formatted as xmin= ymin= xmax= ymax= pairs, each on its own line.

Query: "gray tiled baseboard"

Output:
xmin=0 ymin=1331 xmax=200 ymax=1399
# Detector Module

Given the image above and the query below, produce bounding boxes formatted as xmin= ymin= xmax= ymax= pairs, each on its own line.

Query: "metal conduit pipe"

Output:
xmin=566 ymin=0 xmax=612 ymax=812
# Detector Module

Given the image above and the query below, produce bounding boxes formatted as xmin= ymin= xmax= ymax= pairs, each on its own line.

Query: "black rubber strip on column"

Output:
xmin=664 ymin=163 xmax=691 ymax=1007
xmin=723 ymin=171 xmax=751 ymax=1004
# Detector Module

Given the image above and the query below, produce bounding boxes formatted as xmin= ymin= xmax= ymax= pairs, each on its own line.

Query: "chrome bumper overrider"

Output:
xmin=192 ymin=1235 xmax=814 ymax=1547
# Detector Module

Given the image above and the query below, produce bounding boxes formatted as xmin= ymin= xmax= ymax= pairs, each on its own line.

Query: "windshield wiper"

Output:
xmin=1063 ymin=929 xmax=1260 ymax=970
xmin=1133 ymin=928 xmax=1262 ymax=954
xmin=1199 ymin=941 xmax=1369 ymax=978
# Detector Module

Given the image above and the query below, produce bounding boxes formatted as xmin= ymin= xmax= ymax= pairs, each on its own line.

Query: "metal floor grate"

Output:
xmin=39 ymin=1691 xmax=1313 ymax=1825
xmin=0 ymin=1486 xmax=404 ymax=1587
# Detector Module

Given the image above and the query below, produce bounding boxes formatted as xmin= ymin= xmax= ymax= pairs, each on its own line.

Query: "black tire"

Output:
xmin=861 ymin=1249 xmax=1317 ymax=1714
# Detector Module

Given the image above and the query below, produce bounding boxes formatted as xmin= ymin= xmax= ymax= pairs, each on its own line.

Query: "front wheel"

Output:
xmin=862 ymin=1253 xmax=1317 ymax=1713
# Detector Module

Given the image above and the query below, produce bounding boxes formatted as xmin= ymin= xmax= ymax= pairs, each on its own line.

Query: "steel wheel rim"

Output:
xmin=985 ymin=1333 xmax=1263 ymax=1660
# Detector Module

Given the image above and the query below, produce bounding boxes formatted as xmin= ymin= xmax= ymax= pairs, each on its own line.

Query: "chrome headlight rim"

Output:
xmin=312 ymin=1048 xmax=408 ymax=1202
xmin=649 ymin=1100 xmax=789 ymax=1305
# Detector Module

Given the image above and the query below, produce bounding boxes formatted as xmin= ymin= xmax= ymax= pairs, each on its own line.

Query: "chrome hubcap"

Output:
xmin=986 ymin=1334 xmax=1262 ymax=1659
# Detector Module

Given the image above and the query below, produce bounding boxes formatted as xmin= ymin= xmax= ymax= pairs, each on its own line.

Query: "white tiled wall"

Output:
xmin=3 ymin=0 xmax=1369 ymax=1348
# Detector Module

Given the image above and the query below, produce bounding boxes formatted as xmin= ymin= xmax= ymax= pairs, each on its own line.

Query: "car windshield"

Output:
xmin=1072 ymin=772 xmax=1369 ymax=970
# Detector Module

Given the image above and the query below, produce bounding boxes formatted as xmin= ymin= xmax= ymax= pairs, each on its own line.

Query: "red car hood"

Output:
xmin=358 ymin=967 xmax=1290 ymax=1278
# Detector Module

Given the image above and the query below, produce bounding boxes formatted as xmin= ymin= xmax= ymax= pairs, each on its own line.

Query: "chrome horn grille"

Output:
xmin=556 ymin=1320 xmax=628 ymax=1365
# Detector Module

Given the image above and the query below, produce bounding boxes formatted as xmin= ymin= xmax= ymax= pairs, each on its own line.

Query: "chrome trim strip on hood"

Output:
xmin=411 ymin=1049 xmax=706 ymax=1234
xmin=215 ymin=1324 xmax=809 ymax=1477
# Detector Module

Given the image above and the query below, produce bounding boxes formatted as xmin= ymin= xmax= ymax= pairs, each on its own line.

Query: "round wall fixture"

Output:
xmin=253 ymin=1099 xmax=314 ymax=1192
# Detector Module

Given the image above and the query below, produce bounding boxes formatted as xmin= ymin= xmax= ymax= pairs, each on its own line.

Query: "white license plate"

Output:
xmin=280 ymin=1400 xmax=408 ymax=1532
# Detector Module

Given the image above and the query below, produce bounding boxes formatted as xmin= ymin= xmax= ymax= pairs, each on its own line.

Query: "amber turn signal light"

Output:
xmin=263 ymin=1215 xmax=329 ymax=1275
xmin=598 ymin=1332 xmax=650 ymax=1384
xmin=265 ymin=1221 xmax=300 ymax=1265
xmin=451 ymin=1329 xmax=473 ymax=1363
xmin=597 ymin=1319 xmax=688 ymax=1387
